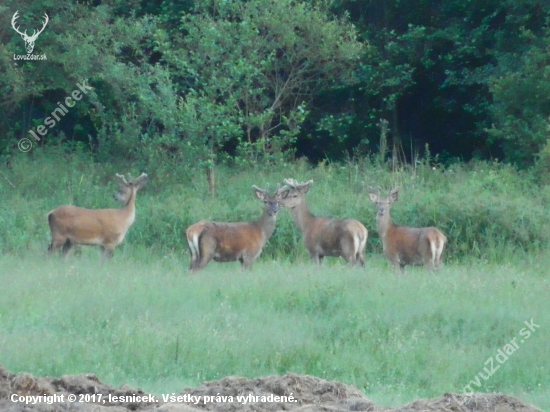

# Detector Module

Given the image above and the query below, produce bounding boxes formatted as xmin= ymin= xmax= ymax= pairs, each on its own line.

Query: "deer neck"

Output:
xmin=119 ymin=188 xmax=137 ymax=229
xmin=254 ymin=209 xmax=277 ymax=240
xmin=376 ymin=209 xmax=394 ymax=240
xmin=289 ymin=200 xmax=315 ymax=235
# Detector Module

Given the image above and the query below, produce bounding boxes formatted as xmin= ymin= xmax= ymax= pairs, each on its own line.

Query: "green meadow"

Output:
xmin=0 ymin=150 xmax=549 ymax=410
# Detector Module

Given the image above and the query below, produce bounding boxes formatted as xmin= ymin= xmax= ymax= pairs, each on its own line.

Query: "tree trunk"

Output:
xmin=206 ymin=166 xmax=215 ymax=196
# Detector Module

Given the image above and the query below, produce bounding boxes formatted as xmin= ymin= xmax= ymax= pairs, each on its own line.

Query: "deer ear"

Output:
xmin=278 ymin=189 xmax=290 ymax=199
xmin=369 ymin=193 xmax=378 ymax=203
xmin=252 ymin=185 xmax=266 ymax=201
xmin=300 ymin=180 xmax=313 ymax=194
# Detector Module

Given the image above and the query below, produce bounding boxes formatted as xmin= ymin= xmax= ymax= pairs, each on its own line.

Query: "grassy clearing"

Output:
xmin=0 ymin=252 xmax=548 ymax=409
xmin=0 ymin=150 xmax=548 ymax=410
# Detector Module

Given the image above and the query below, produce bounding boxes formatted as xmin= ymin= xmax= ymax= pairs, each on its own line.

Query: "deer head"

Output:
xmin=280 ymin=178 xmax=314 ymax=209
xmin=11 ymin=11 xmax=49 ymax=54
xmin=114 ymin=173 xmax=148 ymax=204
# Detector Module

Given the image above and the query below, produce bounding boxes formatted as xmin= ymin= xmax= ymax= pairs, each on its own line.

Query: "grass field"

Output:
xmin=1 ymin=250 xmax=548 ymax=410
xmin=0 ymin=150 xmax=549 ymax=410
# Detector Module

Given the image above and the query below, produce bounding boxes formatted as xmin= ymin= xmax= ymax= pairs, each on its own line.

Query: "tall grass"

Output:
xmin=1 ymin=147 xmax=549 ymax=261
xmin=0 ymin=254 xmax=548 ymax=409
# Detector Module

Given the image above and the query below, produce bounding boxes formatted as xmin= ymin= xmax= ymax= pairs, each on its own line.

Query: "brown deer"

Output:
xmin=280 ymin=179 xmax=368 ymax=266
xmin=186 ymin=185 xmax=289 ymax=272
xmin=47 ymin=173 xmax=148 ymax=260
xmin=368 ymin=187 xmax=447 ymax=273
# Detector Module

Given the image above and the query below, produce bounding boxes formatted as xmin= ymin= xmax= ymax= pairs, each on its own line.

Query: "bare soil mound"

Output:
xmin=0 ymin=365 xmax=542 ymax=412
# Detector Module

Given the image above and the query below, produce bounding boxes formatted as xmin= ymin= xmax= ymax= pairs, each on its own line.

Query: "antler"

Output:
xmin=275 ymin=183 xmax=289 ymax=195
xmin=368 ymin=186 xmax=379 ymax=194
xmin=12 ymin=11 xmax=49 ymax=40
xmin=11 ymin=11 xmax=26 ymax=37
xmin=253 ymin=183 xmax=289 ymax=196
xmin=252 ymin=184 xmax=267 ymax=194
xmin=30 ymin=13 xmax=49 ymax=40
xmin=283 ymin=178 xmax=313 ymax=189
xmin=115 ymin=173 xmax=129 ymax=185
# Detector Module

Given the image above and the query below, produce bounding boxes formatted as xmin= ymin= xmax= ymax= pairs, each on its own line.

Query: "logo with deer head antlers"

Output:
xmin=11 ymin=11 xmax=49 ymax=54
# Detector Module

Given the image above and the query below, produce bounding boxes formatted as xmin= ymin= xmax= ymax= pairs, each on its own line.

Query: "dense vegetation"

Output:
xmin=2 ymin=150 xmax=550 ymax=261
xmin=1 ymin=0 xmax=550 ymax=173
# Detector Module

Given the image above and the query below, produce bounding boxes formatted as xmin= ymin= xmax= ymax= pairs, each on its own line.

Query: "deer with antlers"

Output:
xmin=280 ymin=179 xmax=368 ymax=266
xmin=368 ymin=187 xmax=447 ymax=273
xmin=47 ymin=173 xmax=148 ymax=260
xmin=186 ymin=185 xmax=289 ymax=272
xmin=11 ymin=11 xmax=49 ymax=54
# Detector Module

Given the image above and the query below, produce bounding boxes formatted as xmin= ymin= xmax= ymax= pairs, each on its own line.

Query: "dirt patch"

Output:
xmin=0 ymin=365 xmax=542 ymax=412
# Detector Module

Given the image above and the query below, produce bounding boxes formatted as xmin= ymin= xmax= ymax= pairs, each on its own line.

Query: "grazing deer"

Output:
xmin=186 ymin=185 xmax=289 ymax=272
xmin=280 ymin=179 xmax=368 ymax=266
xmin=47 ymin=173 xmax=148 ymax=260
xmin=368 ymin=187 xmax=447 ymax=273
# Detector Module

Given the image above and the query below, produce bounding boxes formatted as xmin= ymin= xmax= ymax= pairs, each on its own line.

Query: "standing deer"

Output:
xmin=280 ymin=179 xmax=368 ymax=266
xmin=11 ymin=11 xmax=49 ymax=54
xmin=186 ymin=185 xmax=289 ymax=272
xmin=47 ymin=173 xmax=148 ymax=260
xmin=368 ymin=187 xmax=447 ymax=273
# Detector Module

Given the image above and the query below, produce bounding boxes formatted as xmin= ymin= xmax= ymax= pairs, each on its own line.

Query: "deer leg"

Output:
xmin=61 ymin=239 xmax=74 ymax=259
xmin=48 ymin=236 xmax=68 ymax=255
xmin=391 ymin=258 xmax=405 ymax=274
xmin=100 ymin=245 xmax=115 ymax=262
xmin=424 ymin=248 xmax=437 ymax=271
xmin=241 ymin=249 xmax=261 ymax=270
xmin=195 ymin=254 xmax=213 ymax=271
xmin=424 ymin=258 xmax=436 ymax=271
xmin=344 ymin=254 xmax=357 ymax=265
xmin=357 ymin=251 xmax=366 ymax=267
xmin=240 ymin=257 xmax=254 ymax=270
xmin=187 ymin=238 xmax=200 ymax=271
xmin=341 ymin=238 xmax=358 ymax=265
xmin=309 ymin=252 xmax=321 ymax=265
xmin=188 ymin=249 xmax=198 ymax=271
xmin=191 ymin=236 xmax=215 ymax=271
xmin=434 ymin=243 xmax=445 ymax=270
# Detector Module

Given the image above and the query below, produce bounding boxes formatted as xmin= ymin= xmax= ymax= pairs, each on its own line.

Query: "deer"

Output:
xmin=186 ymin=184 xmax=289 ymax=272
xmin=368 ymin=187 xmax=447 ymax=273
xmin=47 ymin=173 xmax=148 ymax=260
xmin=11 ymin=11 xmax=49 ymax=54
xmin=279 ymin=179 xmax=368 ymax=266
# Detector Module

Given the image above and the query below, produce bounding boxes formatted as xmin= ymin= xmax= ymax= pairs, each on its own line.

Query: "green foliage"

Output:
xmin=309 ymin=0 xmax=550 ymax=165
xmin=2 ymin=149 xmax=549 ymax=263
xmin=2 ymin=0 xmax=550 ymax=168
xmin=484 ymin=29 xmax=550 ymax=166
xmin=159 ymin=0 xmax=362 ymax=164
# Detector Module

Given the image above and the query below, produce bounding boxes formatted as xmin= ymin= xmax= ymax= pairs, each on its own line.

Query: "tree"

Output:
xmin=484 ymin=28 xmax=550 ymax=166
xmin=160 ymin=0 xmax=362 ymax=165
